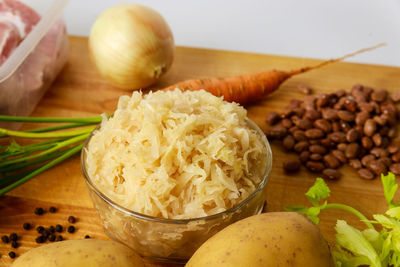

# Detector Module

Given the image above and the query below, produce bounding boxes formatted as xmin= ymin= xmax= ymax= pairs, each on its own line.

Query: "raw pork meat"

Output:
xmin=0 ymin=0 xmax=69 ymax=129
xmin=0 ymin=0 xmax=40 ymax=64
xmin=0 ymin=22 xmax=20 ymax=64
xmin=19 ymin=19 xmax=67 ymax=91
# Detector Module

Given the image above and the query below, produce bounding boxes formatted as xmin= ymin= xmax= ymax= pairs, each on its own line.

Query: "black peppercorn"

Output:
xmin=35 ymin=236 xmax=46 ymax=243
xmin=67 ymin=216 xmax=76 ymax=224
xmin=34 ymin=207 xmax=44 ymax=215
xmin=11 ymin=241 xmax=19 ymax=249
xmin=49 ymin=226 xmax=55 ymax=233
xmin=56 ymin=235 xmax=63 ymax=241
xmin=41 ymin=230 xmax=50 ymax=238
xmin=9 ymin=233 xmax=17 ymax=241
xmin=1 ymin=235 xmax=9 ymax=243
xmin=55 ymin=224 xmax=63 ymax=233
xmin=67 ymin=226 xmax=75 ymax=233
xmin=49 ymin=206 xmax=57 ymax=213
xmin=36 ymin=226 xmax=45 ymax=234
xmin=84 ymin=235 xmax=90 ymax=239
xmin=23 ymin=222 xmax=31 ymax=230
xmin=8 ymin=252 xmax=16 ymax=259
xmin=48 ymin=234 xmax=56 ymax=242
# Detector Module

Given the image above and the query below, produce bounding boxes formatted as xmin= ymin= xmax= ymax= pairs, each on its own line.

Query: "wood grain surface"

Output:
xmin=1 ymin=36 xmax=400 ymax=266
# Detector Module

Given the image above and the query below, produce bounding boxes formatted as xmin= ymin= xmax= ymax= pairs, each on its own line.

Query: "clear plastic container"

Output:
xmin=81 ymin=118 xmax=273 ymax=263
xmin=0 ymin=0 xmax=69 ymax=128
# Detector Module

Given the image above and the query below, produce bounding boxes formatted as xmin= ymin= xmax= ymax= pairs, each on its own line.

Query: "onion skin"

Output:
xmin=89 ymin=4 xmax=174 ymax=90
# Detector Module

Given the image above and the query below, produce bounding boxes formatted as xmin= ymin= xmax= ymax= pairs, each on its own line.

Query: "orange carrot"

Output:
xmin=163 ymin=43 xmax=385 ymax=105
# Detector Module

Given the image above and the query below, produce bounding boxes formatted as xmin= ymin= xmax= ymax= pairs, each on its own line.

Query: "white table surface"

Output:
xmin=65 ymin=0 xmax=400 ymax=67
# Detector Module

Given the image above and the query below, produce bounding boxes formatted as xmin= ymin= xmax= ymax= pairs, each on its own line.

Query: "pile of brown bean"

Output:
xmin=265 ymin=84 xmax=400 ymax=180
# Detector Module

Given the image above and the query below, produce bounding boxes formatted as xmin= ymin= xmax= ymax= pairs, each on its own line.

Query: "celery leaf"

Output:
xmin=386 ymin=207 xmax=400 ymax=220
xmin=382 ymin=172 xmax=399 ymax=209
xmin=285 ymin=204 xmax=324 ymax=224
xmin=305 ymin=177 xmax=330 ymax=205
xmin=335 ymin=220 xmax=381 ymax=267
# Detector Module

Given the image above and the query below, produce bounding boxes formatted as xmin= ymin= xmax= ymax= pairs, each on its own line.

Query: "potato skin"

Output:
xmin=186 ymin=212 xmax=334 ymax=267
xmin=11 ymin=239 xmax=145 ymax=267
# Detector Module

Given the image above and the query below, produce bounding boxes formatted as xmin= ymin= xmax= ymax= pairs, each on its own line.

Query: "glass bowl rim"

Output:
xmin=81 ymin=117 xmax=272 ymax=225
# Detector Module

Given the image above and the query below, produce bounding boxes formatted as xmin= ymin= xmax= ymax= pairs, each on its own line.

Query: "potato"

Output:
xmin=11 ymin=239 xmax=145 ymax=267
xmin=186 ymin=212 xmax=333 ymax=267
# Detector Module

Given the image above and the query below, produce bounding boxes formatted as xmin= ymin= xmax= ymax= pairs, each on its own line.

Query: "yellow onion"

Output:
xmin=89 ymin=4 xmax=174 ymax=90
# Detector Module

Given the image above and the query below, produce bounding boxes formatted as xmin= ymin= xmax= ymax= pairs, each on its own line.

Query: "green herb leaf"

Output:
xmin=371 ymin=213 xmax=400 ymax=263
xmin=305 ymin=178 xmax=330 ymax=205
xmin=285 ymin=178 xmax=330 ymax=224
xmin=335 ymin=220 xmax=381 ymax=267
xmin=380 ymin=232 xmax=392 ymax=266
xmin=386 ymin=207 xmax=400 ymax=220
xmin=285 ymin=206 xmax=321 ymax=224
xmin=373 ymin=214 xmax=400 ymax=229
xmin=373 ymin=215 xmax=400 ymax=255
xmin=287 ymin=172 xmax=400 ymax=267
xmin=362 ymin=228 xmax=384 ymax=254
xmin=285 ymin=178 xmax=373 ymax=227
xmin=382 ymin=172 xmax=399 ymax=209
xmin=380 ymin=231 xmax=400 ymax=266
xmin=5 ymin=141 xmax=23 ymax=154
xmin=332 ymin=247 xmax=374 ymax=267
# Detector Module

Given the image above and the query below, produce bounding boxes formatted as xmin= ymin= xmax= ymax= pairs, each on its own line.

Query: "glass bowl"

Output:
xmin=81 ymin=118 xmax=272 ymax=263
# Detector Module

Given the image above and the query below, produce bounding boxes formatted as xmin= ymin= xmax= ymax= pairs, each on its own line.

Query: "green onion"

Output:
xmin=0 ymin=115 xmax=103 ymax=123
xmin=0 ymin=115 xmax=102 ymax=196
xmin=0 ymin=126 xmax=96 ymax=139
xmin=22 ymin=122 xmax=96 ymax=133
xmin=0 ymin=149 xmax=66 ymax=173
xmin=0 ymin=144 xmax=84 ymax=195
xmin=0 ymin=133 xmax=90 ymax=167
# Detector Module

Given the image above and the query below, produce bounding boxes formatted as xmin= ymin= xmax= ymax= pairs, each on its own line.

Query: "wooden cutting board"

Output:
xmin=1 ymin=36 xmax=400 ymax=266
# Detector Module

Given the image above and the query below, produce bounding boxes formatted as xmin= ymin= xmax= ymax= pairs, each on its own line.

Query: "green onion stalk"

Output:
xmin=0 ymin=115 xmax=104 ymax=196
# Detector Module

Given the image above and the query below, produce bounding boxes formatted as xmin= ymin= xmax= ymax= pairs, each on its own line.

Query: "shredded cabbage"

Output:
xmin=86 ymin=89 xmax=267 ymax=219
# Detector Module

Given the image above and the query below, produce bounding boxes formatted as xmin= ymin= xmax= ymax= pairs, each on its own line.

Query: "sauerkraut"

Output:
xmin=85 ymin=89 xmax=267 ymax=219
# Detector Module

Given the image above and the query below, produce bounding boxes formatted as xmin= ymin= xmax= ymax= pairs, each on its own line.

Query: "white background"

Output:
xmin=64 ymin=0 xmax=400 ymax=67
